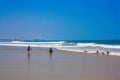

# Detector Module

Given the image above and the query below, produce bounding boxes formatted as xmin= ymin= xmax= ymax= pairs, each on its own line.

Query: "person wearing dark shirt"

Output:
xmin=49 ymin=48 xmax=53 ymax=55
xmin=27 ymin=45 xmax=31 ymax=52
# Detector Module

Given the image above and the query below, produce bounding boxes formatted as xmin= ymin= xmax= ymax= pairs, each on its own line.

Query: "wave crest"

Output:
xmin=0 ymin=41 xmax=120 ymax=56
xmin=77 ymin=43 xmax=120 ymax=49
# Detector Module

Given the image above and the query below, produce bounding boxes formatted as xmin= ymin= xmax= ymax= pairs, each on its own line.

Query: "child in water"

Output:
xmin=27 ymin=45 xmax=31 ymax=57
xmin=27 ymin=45 xmax=31 ymax=52
xmin=49 ymin=48 xmax=53 ymax=55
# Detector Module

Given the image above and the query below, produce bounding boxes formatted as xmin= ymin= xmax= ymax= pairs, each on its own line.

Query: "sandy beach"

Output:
xmin=0 ymin=46 xmax=120 ymax=80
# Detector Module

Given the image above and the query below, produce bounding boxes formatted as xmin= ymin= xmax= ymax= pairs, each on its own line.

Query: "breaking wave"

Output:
xmin=0 ymin=40 xmax=120 ymax=56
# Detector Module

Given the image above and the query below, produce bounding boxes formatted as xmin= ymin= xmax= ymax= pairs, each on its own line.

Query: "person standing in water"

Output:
xmin=27 ymin=45 xmax=31 ymax=52
xmin=49 ymin=48 xmax=53 ymax=55
xmin=106 ymin=51 xmax=110 ymax=55
xmin=27 ymin=45 xmax=31 ymax=56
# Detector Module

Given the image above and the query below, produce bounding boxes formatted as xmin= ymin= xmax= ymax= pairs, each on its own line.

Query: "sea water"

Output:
xmin=0 ymin=40 xmax=120 ymax=56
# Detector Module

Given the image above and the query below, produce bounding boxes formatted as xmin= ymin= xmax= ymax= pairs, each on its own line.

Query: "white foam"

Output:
xmin=0 ymin=42 xmax=120 ymax=56
xmin=77 ymin=43 xmax=120 ymax=49
xmin=0 ymin=41 xmax=63 ymax=48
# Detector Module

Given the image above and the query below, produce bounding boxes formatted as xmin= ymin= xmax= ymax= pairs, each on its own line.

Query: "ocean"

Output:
xmin=0 ymin=40 xmax=120 ymax=56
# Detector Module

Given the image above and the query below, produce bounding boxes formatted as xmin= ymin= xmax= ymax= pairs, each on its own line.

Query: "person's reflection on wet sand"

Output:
xmin=49 ymin=52 xmax=53 ymax=69
xmin=27 ymin=51 xmax=31 ymax=80
xmin=49 ymin=48 xmax=53 ymax=65
xmin=49 ymin=54 xmax=52 ymax=61
xmin=27 ymin=52 xmax=30 ymax=61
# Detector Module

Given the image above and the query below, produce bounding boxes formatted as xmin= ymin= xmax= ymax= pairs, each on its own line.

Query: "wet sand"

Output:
xmin=0 ymin=46 xmax=120 ymax=80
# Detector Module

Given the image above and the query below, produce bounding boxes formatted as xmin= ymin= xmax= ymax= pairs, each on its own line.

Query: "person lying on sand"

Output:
xmin=101 ymin=51 xmax=110 ymax=55
xmin=101 ymin=52 xmax=105 ymax=55
xmin=84 ymin=50 xmax=88 ymax=53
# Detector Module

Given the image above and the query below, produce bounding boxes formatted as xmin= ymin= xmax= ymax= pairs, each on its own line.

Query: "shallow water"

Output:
xmin=0 ymin=47 xmax=120 ymax=80
xmin=1 ymin=41 xmax=120 ymax=55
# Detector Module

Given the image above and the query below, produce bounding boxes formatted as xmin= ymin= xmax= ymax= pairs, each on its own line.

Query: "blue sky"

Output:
xmin=0 ymin=0 xmax=120 ymax=40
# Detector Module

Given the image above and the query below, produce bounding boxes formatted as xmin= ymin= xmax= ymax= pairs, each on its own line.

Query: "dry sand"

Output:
xmin=0 ymin=46 xmax=120 ymax=80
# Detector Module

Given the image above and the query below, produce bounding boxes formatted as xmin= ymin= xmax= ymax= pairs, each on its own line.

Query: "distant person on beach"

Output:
xmin=106 ymin=51 xmax=110 ymax=55
xmin=96 ymin=51 xmax=99 ymax=54
xmin=49 ymin=48 xmax=53 ymax=55
xmin=27 ymin=45 xmax=31 ymax=52
xmin=27 ymin=45 xmax=31 ymax=57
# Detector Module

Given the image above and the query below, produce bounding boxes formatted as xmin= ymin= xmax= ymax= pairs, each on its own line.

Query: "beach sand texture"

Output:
xmin=0 ymin=46 xmax=120 ymax=80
